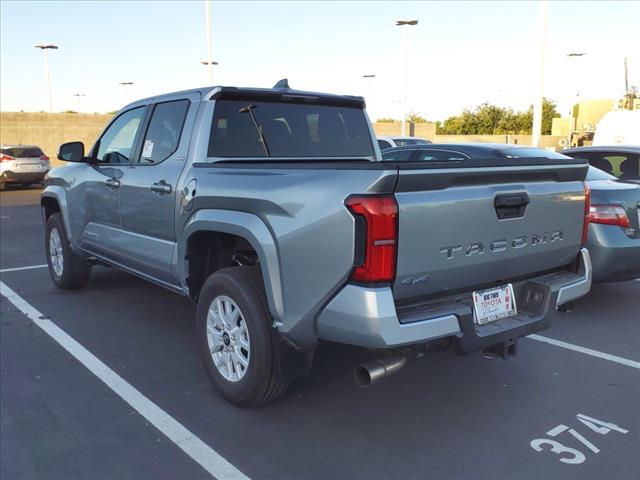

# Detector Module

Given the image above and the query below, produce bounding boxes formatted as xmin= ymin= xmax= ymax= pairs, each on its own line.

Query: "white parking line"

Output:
xmin=0 ymin=264 xmax=48 ymax=273
xmin=0 ymin=281 xmax=250 ymax=480
xmin=528 ymin=334 xmax=640 ymax=370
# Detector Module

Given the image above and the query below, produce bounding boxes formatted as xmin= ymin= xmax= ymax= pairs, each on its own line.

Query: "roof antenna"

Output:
xmin=272 ymin=78 xmax=290 ymax=89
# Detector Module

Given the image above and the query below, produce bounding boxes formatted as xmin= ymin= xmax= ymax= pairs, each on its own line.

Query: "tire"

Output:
xmin=45 ymin=213 xmax=91 ymax=290
xmin=196 ymin=266 xmax=289 ymax=407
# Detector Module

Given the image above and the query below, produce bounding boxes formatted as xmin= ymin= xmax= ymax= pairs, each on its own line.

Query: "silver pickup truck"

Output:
xmin=42 ymin=81 xmax=592 ymax=406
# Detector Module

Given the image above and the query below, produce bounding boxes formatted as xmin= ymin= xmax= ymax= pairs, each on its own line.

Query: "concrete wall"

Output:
xmin=1 ymin=112 xmax=112 ymax=166
xmin=373 ymin=122 xmax=436 ymax=141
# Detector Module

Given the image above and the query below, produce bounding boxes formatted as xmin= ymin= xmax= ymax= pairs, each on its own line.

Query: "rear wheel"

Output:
xmin=196 ymin=266 xmax=288 ymax=407
xmin=45 ymin=213 xmax=91 ymax=290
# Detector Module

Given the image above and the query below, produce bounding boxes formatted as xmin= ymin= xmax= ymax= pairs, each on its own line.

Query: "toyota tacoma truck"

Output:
xmin=42 ymin=81 xmax=592 ymax=406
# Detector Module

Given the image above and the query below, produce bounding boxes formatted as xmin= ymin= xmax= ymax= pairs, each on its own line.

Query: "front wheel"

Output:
xmin=45 ymin=213 xmax=91 ymax=290
xmin=196 ymin=266 xmax=288 ymax=407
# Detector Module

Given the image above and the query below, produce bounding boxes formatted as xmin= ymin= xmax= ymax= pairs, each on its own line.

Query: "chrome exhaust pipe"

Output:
xmin=354 ymin=354 xmax=407 ymax=388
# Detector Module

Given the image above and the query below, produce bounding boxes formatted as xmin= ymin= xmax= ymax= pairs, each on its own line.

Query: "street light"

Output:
xmin=396 ymin=19 xmax=418 ymax=136
xmin=34 ymin=44 xmax=58 ymax=113
xmin=119 ymin=82 xmax=134 ymax=106
xmin=566 ymin=52 xmax=587 ymax=146
xmin=204 ymin=0 xmax=214 ymax=84
xmin=362 ymin=74 xmax=376 ymax=104
xmin=73 ymin=93 xmax=85 ymax=111
xmin=531 ymin=1 xmax=547 ymax=147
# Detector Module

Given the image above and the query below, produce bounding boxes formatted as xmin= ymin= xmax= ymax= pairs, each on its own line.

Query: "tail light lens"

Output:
xmin=581 ymin=182 xmax=591 ymax=245
xmin=589 ymin=204 xmax=630 ymax=228
xmin=0 ymin=155 xmax=15 ymax=162
xmin=40 ymin=155 xmax=50 ymax=161
xmin=345 ymin=194 xmax=398 ymax=283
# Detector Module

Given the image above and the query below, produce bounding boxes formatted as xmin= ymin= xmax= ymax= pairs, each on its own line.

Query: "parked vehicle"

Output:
xmin=0 ymin=145 xmax=50 ymax=190
xmin=377 ymin=136 xmax=431 ymax=151
xmin=581 ymin=167 xmax=640 ymax=282
xmin=562 ymin=145 xmax=640 ymax=185
xmin=42 ymin=83 xmax=592 ymax=406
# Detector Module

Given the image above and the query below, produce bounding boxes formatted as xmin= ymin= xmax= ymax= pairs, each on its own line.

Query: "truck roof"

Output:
xmin=123 ymin=84 xmax=365 ymax=111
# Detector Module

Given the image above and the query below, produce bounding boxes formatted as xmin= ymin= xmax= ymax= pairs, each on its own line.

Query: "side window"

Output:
xmin=140 ymin=100 xmax=190 ymax=164
xmin=377 ymin=139 xmax=392 ymax=150
xmin=96 ymin=107 xmax=146 ymax=164
xmin=416 ymin=150 xmax=468 ymax=162
xmin=382 ymin=148 xmax=414 ymax=161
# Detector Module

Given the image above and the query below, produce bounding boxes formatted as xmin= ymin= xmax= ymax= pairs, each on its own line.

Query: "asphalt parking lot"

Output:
xmin=1 ymin=186 xmax=639 ymax=480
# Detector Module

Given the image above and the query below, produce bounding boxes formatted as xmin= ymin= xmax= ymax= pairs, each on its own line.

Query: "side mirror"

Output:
xmin=58 ymin=141 xmax=85 ymax=162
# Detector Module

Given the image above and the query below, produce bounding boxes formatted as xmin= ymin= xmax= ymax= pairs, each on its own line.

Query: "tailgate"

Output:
xmin=392 ymin=161 xmax=588 ymax=300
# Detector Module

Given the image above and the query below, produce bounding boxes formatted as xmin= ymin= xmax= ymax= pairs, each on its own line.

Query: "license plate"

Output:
xmin=472 ymin=284 xmax=517 ymax=325
xmin=18 ymin=163 xmax=40 ymax=172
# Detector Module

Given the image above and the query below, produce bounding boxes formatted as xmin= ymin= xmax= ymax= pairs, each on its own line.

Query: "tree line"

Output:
xmin=378 ymin=98 xmax=560 ymax=135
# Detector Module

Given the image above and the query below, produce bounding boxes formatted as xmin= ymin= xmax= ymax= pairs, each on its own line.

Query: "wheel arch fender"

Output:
xmin=179 ymin=209 xmax=284 ymax=321
xmin=41 ymin=186 xmax=72 ymax=239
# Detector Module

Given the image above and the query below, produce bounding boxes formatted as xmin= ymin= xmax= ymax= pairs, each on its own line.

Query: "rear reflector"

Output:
xmin=589 ymin=204 xmax=630 ymax=228
xmin=581 ymin=182 xmax=591 ymax=245
xmin=345 ymin=194 xmax=398 ymax=283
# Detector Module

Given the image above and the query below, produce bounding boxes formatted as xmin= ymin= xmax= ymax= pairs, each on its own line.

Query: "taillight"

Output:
xmin=0 ymin=155 xmax=15 ymax=162
xmin=581 ymin=182 xmax=591 ymax=245
xmin=40 ymin=155 xmax=50 ymax=161
xmin=345 ymin=194 xmax=398 ymax=283
xmin=589 ymin=204 xmax=630 ymax=228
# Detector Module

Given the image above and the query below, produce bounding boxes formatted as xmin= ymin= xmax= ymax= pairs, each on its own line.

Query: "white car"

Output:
xmin=377 ymin=136 xmax=431 ymax=151
xmin=0 ymin=145 xmax=50 ymax=190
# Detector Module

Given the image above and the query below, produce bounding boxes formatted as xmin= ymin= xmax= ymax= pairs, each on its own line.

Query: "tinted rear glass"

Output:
xmin=393 ymin=138 xmax=430 ymax=146
xmin=495 ymin=147 xmax=570 ymax=159
xmin=382 ymin=148 xmax=414 ymax=161
xmin=1 ymin=147 xmax=44 ymax=158
xmin=586 ymin=166 xmax=616 ymax=181
xmin=208 ymin=100 xmax=374 ymax=158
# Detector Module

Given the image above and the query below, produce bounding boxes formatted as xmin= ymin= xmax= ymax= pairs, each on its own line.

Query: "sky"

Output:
xmin=1 ymin=0 xmax=639 ymax=121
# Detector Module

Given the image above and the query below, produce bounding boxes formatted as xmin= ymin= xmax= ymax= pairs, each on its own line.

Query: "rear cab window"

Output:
xmin=208 ymin=100 xmax=374 ymax=159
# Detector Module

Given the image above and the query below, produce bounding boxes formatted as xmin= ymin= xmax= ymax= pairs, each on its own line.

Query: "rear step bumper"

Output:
xmin=317 ymin=248 xmax=591 ymax=349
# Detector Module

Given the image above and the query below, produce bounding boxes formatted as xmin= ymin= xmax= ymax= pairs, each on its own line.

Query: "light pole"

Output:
xmin=362 ymin=74 xmax=376 ymax=105
xmin=201 ymin=60 xmax=219 ymax=83
xmin=204 ymin=0 xmax=214 ymax=84
xmin=73 ymin=93 xmax=85 ymax=111
xmin=566 ymin=52 xmax=586 ymax=146
xmin=34 ymin=44 xmax=58 ymax=113
xmin=396 ymin=19 xmax=418 ymax=136
xmin=396 ymin=20 xmax=418 ymax=136
xmin=531 ymin=1 xmax=547 ymax=147
xmin=119 ymin=82 xmax=134 ymax=106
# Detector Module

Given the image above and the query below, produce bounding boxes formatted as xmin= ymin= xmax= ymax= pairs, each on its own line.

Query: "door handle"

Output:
xmin=105 ymin=178 xmax=120 ymax=189
xmin=151 ymin=180 xmax=172 ymax=194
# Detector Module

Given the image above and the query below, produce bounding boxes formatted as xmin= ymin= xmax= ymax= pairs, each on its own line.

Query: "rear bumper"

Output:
xmin=317 ymin=248 xmax=592 ymax=350
xmin=1 ymin=170 xmax=48 ymax=183
xmin=588 ymin=224 xmax=640 ymax=283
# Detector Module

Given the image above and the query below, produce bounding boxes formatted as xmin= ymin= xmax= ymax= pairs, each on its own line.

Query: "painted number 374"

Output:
xmin=530 ymin=413 xmax=629 ymax=465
